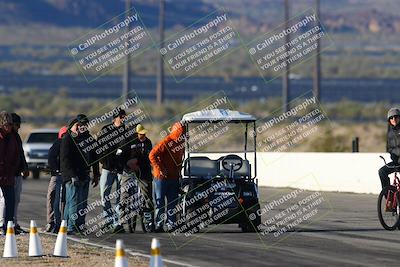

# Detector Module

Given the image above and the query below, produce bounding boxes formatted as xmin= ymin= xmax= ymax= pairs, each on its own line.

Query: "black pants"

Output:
xmin=137 ymin=178 xmax=154 ymax=212
xmin=379 ymin=162 xmax=397 ymax=189
xmin=1 ymin=185 xmax=15 ymax=230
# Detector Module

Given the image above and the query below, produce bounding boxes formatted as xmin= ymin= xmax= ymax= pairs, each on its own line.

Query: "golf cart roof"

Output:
xmin=181 ymin=109 xmax=256 ymax=123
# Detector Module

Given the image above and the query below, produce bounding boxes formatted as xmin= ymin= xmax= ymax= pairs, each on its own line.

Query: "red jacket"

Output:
xmin=149 ymin=122 xmax=185 ymax=180
xmin=0 ymin=129 xmax=20 ymax=186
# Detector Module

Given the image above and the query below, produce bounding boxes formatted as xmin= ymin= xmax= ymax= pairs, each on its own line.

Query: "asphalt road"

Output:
xmin=17 ymin=176 xmax=399 ymax=267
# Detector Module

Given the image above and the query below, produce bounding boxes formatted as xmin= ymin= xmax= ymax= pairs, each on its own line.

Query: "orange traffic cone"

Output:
xmin=149 ymin=238 xmax=163 ymax=267
xmin=29 ymin=220 xmax=43 ymax=257
xmin=114 ymin=239 xmax=128 ymax=267
xmin=53 ymin=220 xmax=68 ymax=257
xmin=3 ymin=221 xmax=18 ymax=258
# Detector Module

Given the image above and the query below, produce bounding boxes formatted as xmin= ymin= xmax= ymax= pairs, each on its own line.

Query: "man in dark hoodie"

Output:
xmin=379 ymin=108 xmax=400 ymax=191
xmin=149 ymin=122 xmax=185 ymax=232
xmin=61 ymin=114 xmax=100 ymax=234
xmin=0 ymin=111 xmax=20 ymax=234
xmin=45 ymin=126 xmax=67 ymax=233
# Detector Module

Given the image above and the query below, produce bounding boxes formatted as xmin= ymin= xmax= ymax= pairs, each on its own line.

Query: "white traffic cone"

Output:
xmin=149 ymin=238 xmax=163 ymax=267
xmin=3 ymin=221 xmax=18 ymax=258
xmin=53 ymin=220 xmax=68 ymax=257
xmin=29 ymin=220 xmax=43 ymax=257
xmin=114 ymin=239 xmax=128 ymax=267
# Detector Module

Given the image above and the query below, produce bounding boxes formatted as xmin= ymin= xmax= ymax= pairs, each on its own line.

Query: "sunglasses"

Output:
xmin=389 ymin=116 xmax=400 ymax=120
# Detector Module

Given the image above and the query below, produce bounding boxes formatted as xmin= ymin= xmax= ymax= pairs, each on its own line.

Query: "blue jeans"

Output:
xmin=64 ymin=178 xmax=89 ymax=232
xmin=154 ymin=179 xmax=179 ymax=228
xmin=0 ymin=186 xmax=15 ymax=231
xmin=47 ymin=175 xmax=62 ymax=227
xmin=99 ymin=169 xmax=122 ymax=226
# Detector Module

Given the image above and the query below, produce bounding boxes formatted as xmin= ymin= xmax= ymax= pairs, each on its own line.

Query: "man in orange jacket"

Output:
xmin=149 ymin=122 xmax=185 ymax=232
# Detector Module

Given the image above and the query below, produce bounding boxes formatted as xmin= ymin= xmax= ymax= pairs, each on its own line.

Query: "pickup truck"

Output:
xmin=23 ymin=129 xmax=59 ymax=179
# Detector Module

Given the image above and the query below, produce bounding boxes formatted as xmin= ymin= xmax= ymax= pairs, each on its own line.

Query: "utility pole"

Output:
xmin=156 ymin=0 xmax=165 ymax=105
xmin=122 ymin=0 xmax=132 ymax=104
xmin=313 ymin=0 xmax=321 ymax=102
xmin=282 ymin=0 xmax=290 ymax=112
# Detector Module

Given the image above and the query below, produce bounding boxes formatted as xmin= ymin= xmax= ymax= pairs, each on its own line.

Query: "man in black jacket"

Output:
xmin=45 ymin=126 xmax=67 ymax=233
xmin=98 ymin=109 xmax=127 ymax=233
xmin=379 ymin=108 xmax=400 ymax=190
xmin=61 ymin=115 xmax=100 ymax=234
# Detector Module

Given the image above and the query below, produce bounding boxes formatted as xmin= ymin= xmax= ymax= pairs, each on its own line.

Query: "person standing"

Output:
xmin=149 ymin=122 xmax=185 ymax=232
xmin=0 ymin=111 xmax=20 ymax=234
xmin=98 ymin=109 xmax=127 ymax=233
xmin=10 ymin=113 xmax=29 ymax=234
xmin=131 ymin=124 xmax=154 ymax=229
xmin=61 ymin=115 xmax=99 ymax=234
xmin=119 ymin=124 xmax=154 ymax=232
xmin=45 ymin=126 xmax=67 ymax=233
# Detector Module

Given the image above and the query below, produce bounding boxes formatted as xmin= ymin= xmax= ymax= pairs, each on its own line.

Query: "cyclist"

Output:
xmin=379 ymin=108 xmax=400 ymax=195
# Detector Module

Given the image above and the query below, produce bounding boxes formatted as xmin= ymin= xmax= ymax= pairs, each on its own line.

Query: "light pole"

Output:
xmin=313 ymin=0 xmax=321 ymax=102
xmin=122 ymin=0 xmax=132 ymax=103
xmin=156 ymin=0 xmax=165 ymax=105
xmin=282 ymin=0 xmax=290 ymax=112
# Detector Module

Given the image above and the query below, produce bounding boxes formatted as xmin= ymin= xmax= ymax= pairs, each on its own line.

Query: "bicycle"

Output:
xmin=377 ymin=156 xmax=400 ymax=230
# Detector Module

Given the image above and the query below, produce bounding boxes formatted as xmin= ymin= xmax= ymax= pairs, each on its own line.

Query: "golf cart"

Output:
xmin=178 ymin=109 xmax=261 ymax=233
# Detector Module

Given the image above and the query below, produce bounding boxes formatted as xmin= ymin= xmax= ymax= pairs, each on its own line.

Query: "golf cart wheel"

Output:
xmin=241 ymin=204 xmax=261 ymax=233
xmin=32 ymin=169 xmax=40 ymax=180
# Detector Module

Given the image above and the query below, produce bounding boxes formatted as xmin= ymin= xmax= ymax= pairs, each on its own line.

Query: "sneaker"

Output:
xmin=52 ymin=224 xmax=60 ymax=233
xmin=67 ymin=230 xmax=76 ymax=235
xmin=15 ymin=224 xmax=28 ymax=234
xmin=45 ymin=223 xmax=55 ymax=232
xmin=154 ymin=225 xmax=165 ymax=233
xmin=112 ymin=225 xmax=125 ymax=234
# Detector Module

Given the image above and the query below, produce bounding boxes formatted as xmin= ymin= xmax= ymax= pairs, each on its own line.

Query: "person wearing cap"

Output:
xmin=379 ymin=108 xmax=400 ymax=194
xmin=44 ymin=126 xmax=67 ymax=233
xmin=97 ymin=109 xmax=128 ymax=233
xmin=0 ymin=111 xmax=20 ymax=234
xmin=10 ymin=113 xmax=29 ymax=234
xmin=60 ymin=114 xmax=100 ymax=234
xmin=119 ymin=124 xmax=154 ymax=232
xmin=149 ymin=122 xmax=185 ymax=232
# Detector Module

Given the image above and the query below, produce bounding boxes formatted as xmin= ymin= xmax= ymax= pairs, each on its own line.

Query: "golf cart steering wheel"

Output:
xmin=221 ymin=154 xmax=243 ymax=172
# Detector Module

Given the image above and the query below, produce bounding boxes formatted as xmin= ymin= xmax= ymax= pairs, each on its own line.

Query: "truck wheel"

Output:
xmin=32 ymin=170 xmax=40 ymax=180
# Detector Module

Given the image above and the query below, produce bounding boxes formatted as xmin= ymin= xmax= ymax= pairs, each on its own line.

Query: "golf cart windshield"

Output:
xmin=181 ymin=109 xmax=257 ymax=179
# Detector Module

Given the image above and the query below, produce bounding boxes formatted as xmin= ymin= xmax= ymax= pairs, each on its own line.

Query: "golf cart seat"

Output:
xmin=218 ymin=157 xmax=251 ymax=179
xmin=184 ymin=157 xmax=219 ymax=178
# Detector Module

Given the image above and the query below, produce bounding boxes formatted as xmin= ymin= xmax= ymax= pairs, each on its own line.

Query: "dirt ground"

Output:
xmin=0 ymin=233 xmax=148 ymax=267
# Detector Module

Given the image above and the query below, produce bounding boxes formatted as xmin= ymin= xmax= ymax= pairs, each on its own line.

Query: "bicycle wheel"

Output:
xmin=377 ymin=186 xmax=400 ymax=230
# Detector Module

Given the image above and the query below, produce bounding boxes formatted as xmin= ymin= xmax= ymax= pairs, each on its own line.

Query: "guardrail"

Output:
xmin=201 ymin=152 xmax=388 ymax=194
